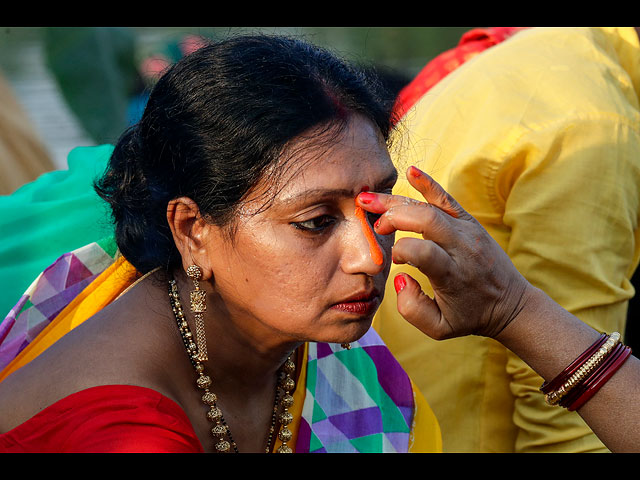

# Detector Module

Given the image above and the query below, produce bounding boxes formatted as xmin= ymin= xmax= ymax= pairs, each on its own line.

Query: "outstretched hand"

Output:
xmin=357 ymin=166 xmax=533 ymax=340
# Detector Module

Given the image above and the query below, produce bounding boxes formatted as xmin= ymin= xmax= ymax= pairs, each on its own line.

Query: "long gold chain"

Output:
xmin=168 ymin=278 xmax=295 ymax=453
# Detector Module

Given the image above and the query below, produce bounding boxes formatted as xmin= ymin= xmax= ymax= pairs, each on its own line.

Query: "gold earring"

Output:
xmin=186 ymin=264 xmax=208 ymax=362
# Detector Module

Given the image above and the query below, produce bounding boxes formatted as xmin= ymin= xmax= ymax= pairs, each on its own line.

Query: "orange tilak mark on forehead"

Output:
xmin=355 ymin=186 xmax=384 ymax=266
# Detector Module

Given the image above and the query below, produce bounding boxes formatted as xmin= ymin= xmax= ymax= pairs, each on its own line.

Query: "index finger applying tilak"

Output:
xmin=356 ymin=166 xmax=471 ymax=238
xmin=356 ymin=190 xmax=456 ymax=244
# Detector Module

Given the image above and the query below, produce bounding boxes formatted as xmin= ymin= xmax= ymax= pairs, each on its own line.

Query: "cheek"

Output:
xmin=232 ymin=234 xmax=336 ymax=305
xmin=257 ymin=258 xmax=314 ymax=293
xmin=237 ymin=254 xmax=336 ymax=334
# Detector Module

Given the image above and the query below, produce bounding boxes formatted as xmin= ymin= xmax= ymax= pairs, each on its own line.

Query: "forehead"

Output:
xmin=274 ymin=116 xmax=396 ymax=202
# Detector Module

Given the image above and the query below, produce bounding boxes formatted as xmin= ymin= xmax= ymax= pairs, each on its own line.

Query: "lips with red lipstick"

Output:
xmin=330 ymin=290 xmax=381 ymax=316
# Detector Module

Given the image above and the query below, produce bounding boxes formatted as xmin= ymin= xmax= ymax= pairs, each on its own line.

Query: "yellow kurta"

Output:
xmin=375 ymin=27 xmax=640 ymax=452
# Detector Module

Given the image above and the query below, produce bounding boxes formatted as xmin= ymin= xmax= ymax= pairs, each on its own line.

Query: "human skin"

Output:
xmin=357 ymin=165 xmax=640 ymax=453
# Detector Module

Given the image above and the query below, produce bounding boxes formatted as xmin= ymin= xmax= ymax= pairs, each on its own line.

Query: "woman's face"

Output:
xmin=202 ymin=115 xmax=397 ymax=348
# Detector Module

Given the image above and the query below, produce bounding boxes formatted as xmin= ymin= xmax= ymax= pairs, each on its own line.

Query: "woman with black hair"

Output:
xmin=0 ymin=34 xmax=441 ymax=453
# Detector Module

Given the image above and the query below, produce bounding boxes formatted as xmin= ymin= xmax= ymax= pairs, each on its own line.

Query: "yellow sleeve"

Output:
xmin=496 ymin=114 xmax=640 ymax=452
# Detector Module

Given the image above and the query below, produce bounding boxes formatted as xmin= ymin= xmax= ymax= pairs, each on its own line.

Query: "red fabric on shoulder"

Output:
xmin=0 ymin=385 xmax=203 ymax=453
xmin=392 ymin=27 xmax=529 ymax=122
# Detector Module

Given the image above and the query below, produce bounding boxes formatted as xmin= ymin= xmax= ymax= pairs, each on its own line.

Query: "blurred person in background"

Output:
xmin=0 ymin=72 xmax=55 ymax=195
xmin=0 ymin=30 xmax=210 ymax=319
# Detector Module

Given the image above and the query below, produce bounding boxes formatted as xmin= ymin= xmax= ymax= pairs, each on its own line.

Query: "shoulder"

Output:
xmin=0 ymin=385 xmax=202 ymax=452
xmin=404 ymin=27 xmax=639 ymax=144
xmin=395 ymin=27 xmax=640 ymax=201
xmin=0 ymin=276 xmax=191 ymax=437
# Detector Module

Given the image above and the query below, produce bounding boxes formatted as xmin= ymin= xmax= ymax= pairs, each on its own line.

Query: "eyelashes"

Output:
xmin=291 ymin=211 xmax=381 ymax=235
xmin=290 ymin=190 xmax=391 ymax=236
xmin=291 ymin=214 xmax=337 ymax=233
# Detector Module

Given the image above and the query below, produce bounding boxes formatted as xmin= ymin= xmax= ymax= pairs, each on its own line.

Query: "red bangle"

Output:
xmin=559 ymin=343 xmax=626 ymax=408
xmin=540 ymin=333 xmax=607 ymax=394
xmin=566 ymin=346 xmax=632 ymax=412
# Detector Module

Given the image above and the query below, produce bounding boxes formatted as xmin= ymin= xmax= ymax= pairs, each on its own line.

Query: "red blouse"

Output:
xmin=0 ymin=385 xmax=204 ymax=453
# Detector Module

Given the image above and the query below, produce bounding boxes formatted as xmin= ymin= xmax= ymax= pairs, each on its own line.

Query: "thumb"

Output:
xmin=394 ymin=273 xmax=454 ymax=341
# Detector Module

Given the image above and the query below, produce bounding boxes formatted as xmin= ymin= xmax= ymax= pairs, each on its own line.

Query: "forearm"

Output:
xmin=496 ymin=285 xmax=640 ymax=453
xmin=361 ymin=165 xmax=640 ymax=453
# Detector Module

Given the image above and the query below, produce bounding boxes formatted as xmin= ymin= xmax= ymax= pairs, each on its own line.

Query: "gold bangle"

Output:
xmin=545 ymin=332 xmax=621 ymax=406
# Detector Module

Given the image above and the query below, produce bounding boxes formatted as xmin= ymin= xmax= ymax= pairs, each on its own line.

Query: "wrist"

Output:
xmin=492 ymin=282 xmax=543 ymax=347
xmin=492 ymin=283 xmax=604 ymax=382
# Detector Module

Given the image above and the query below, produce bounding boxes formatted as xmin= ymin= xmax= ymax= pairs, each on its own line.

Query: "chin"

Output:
xmin=292 ymin=303 xmax=379 ymax=345
xmin=331 ymin=314 xmax=375 ymax=345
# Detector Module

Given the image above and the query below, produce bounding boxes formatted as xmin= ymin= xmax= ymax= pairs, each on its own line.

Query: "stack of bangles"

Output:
xmin=540 ymin=332 xmax=632 ymax=411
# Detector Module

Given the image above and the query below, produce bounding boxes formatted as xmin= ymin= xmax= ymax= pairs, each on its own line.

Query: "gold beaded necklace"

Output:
xmin=168 ymin=278 xmax=296 ymax=453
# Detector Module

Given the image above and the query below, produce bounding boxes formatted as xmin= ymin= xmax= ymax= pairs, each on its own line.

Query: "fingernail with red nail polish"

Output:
xmin=394 ymin=274 xmax=407 ymax=293
xmin=374 ymin=217 xmax=381 ymax=229
xmin=409 ymin=166 xmax=422 ymax=178
xmin=358 ymin=192 xmax=377 ymax=204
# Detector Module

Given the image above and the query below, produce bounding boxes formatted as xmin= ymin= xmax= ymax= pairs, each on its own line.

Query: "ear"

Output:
xmin=166 ymin=197 xmax=215 ymax=281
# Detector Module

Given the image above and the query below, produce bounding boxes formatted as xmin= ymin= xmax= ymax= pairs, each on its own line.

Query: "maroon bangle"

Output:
xmin=559 ymin=343 xmax=626 ymax=408
xmin=540 ymin=333 xmax=607 ymax=394
xmin=566 ymin=346 xmax=632 ymax=412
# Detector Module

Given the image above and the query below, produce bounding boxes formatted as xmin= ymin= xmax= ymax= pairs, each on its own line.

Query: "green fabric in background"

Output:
xmin=0 ymin=144 xmax=115 ymax=316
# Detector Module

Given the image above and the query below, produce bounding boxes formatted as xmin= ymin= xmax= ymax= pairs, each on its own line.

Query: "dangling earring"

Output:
xmin=187 ymin=264 xmax=208 ymax=362
xmin=341 ymin=343 xmax=351 ymax=350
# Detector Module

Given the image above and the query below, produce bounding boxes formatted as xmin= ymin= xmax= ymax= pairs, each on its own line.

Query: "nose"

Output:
xmin=340 ymin=206 xmax=387 ymax=276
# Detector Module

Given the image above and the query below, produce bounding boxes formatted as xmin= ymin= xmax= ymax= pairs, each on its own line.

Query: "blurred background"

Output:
xmin=0 ymin=26 xmax=474 ymax=193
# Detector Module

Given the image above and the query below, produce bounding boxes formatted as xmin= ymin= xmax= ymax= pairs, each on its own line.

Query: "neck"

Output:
xmin=170 ymin=268 xmax=299 ymax=392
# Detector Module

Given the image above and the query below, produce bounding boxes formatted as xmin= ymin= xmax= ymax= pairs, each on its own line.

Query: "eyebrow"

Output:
xmin=277 ymin=170 xmax=398 ymax=208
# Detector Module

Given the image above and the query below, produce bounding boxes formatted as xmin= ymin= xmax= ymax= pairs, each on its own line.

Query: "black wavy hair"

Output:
xmin=94 ymin=34 xmax=397 ymax=273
